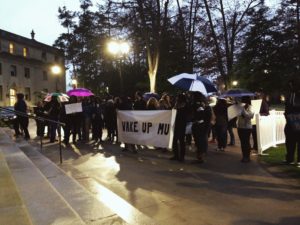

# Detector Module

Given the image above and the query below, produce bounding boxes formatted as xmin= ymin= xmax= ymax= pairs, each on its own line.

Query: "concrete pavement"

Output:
xmin=1 ymin=121 xmax=300 ymax=225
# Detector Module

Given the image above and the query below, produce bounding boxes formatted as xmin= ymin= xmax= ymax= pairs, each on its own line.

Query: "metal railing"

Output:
xmin=0 ymin=106 xmax=65 ymax=163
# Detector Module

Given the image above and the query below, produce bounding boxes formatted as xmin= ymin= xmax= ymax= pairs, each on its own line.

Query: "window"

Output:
xmin=25 ymin=87 xmax=31 ymax=101
xmin=42 ymin=51 xmax=47 ymax=60
xmin=9 ymin=43 xmax=14 ymax=54
xmin=0 ymin=63 xmax=2 ymax=75
xmin=24 ymin=67 xmax=30 ymax=78
xmin=23 ymin=47 xmax=28 ymax=57
xmin=0 ymin=86 xmax=2 ymax=101
xmin=43 ymin=71 xmax=48 ymax=80
xmin=10 ymin=65 xmax=17 ymax=76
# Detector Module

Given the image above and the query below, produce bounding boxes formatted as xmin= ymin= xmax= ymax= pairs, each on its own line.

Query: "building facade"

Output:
xmin=0 ymin=29 xmax=65 ymax=107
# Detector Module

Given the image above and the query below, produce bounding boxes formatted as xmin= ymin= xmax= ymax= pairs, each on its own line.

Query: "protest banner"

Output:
xmin=251 ymin=99 xmax=262 ymax=114
xmin=251 ymin=99 xmax=262 ymax=124
xmin=65 ymin=103 xmax=82 ymax=114
xmin=117 ymin=110 xmax=177 ymax=148
xmin=228 ymin=104 xmax=243 ymax=121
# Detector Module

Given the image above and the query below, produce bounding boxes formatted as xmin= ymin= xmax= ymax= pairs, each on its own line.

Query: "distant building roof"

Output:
xmin=0 ymin=28 xmax=63 ymax=56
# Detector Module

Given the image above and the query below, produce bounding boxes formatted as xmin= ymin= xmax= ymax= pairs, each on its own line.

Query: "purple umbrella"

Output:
xmin=67 ymin=88 xmax=94 ymax=97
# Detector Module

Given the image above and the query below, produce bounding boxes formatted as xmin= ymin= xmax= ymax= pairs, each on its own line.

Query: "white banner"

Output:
xmin=228 ymin=104 xmax=243 ymax=121
xmin=65 ymin=103 xmax=82 ymax=114
xmin=117 ymin=110 xmax=177 ymax=148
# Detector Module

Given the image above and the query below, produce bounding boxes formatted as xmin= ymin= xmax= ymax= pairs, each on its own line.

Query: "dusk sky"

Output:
xmin=0 ymin=0 xmax=96 ymax=45
xmin=0 ymin=0 xmax=280 ymax=47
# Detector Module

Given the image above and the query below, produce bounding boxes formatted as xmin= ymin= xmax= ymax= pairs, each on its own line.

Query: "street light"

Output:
xmin=232 ymin=80 xmax=238 ymax=87
xmin=107 ymin=40 xmax=130 ymax=94
xmin=51 ymin=65 xmax=62 ymax=92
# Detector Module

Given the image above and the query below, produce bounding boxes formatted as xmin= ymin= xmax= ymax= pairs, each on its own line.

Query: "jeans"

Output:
xmin=215 ymin=124 xmax=227 ymax=149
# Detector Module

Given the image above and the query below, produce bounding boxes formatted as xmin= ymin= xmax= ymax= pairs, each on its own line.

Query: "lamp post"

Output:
xmin=107 ymin=40 xmax=130 ymax=95
xmin=51 ymin=65 xmax=62 ymax=92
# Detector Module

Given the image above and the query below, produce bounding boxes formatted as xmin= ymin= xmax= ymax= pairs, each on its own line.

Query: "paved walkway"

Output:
xmin=1 ymin=121 xmax=300 ymax=225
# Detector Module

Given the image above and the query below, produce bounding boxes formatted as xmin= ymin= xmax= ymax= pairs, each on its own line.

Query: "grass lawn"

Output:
xmin=260 ymin=145 xmax=300 ymax=179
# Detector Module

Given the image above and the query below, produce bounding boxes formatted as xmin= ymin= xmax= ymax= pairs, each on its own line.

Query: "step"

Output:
xmin=0 ymin=152 xmax=32 ymax=225
xmin=18 ymin=142 xmax=127 ymax=225
xmin=2 ymin=127 xmax=160 ymax=225
xmin=0 ymin=128 xmax=85 ymax=225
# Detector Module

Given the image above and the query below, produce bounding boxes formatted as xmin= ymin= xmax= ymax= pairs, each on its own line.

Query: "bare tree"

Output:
xmin=203 ymin=0 xmax=262 ymax=88
xmin=136 ymin=0 xmax=170 ymax=92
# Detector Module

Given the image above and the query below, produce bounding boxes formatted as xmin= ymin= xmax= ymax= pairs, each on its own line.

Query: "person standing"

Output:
xmin=14 ymin=93 xmax=30 ymax=140
xmin=213 ymin=98 xmax=228 ymax=151
xmin=284 ymin=79 xmax=300 ymax=166
xmin=133 ymin=91 xmax=146 ymax=110
xmin=237 ymin=96 xmax=254 ymax=163
xmin=47 ymin=96 xmax=61 ymax=143
xmin=34 ymin=101 xmax=45 ymax=137
xmin=191 ymin=92 xmax=212 ymax=163
xmin=170 ymin=94 xmax=187 ymax=162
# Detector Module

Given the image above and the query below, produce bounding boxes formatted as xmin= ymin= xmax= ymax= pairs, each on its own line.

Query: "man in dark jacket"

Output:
xmin=14 ymin=93 xmax=30 ymax=140
xmin=284 ymin=79 xmax=300 ymax=166
xmin=133 ymin=91 xmax=146 ymax=110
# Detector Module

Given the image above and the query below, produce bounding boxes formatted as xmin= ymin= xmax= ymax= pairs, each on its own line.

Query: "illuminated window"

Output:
xmin=43 ymin=71 xmax=48 ymax=80
xmin=24 ymin=67 xmax=30 ymax=78
xmin=23 ymin=47 xmax=28 ymax=57
xmin=9 ymin=43 xmax=14 ymax=54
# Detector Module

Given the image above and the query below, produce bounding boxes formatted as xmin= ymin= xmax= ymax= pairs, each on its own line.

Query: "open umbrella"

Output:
xmin=168 ymin=73 xmax=217 ymax=95
xmin=44 ymin=93 xmax=69 ymax=102
xmin=220 ymin=89 xmax=255 ymax=98
xmin=67 ymin=88 xmax=94 ymax=97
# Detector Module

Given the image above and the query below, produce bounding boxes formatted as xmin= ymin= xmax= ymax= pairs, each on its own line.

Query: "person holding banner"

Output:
xmin=170 ymin=94 xmax=187 ymax=162
xmin=133 ymin=91 xmax=146 ymax=110
xmin=191 ymin=92 xmax=212 ymax=163
xmin=237 ymin=96 xmax=254 ymax=163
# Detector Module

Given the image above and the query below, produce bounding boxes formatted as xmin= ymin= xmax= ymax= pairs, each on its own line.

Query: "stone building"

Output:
xmin=0 ymin=29 xmax=65 ymax=106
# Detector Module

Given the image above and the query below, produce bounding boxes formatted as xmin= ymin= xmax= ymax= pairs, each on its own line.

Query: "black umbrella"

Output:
xmin=220 ymin=89 xmax=255 ymax=98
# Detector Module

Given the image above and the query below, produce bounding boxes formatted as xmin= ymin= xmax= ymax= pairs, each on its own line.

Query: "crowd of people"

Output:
xmin=11 ymin=89 xmax=278 ymax=164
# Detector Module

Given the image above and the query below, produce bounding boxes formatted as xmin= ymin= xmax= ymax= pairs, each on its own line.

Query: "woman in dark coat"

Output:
xmin=14 ymin=93 xmax=30 ymax=140
xmin=213 ymin=98 xmax=228 ymax=151
xmin=47 ymin=96 xmax=61 ymax=143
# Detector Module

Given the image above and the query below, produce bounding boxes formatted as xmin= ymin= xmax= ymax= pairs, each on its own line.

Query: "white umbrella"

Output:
xmin=168 ymin=73 xmax=217 ymax=95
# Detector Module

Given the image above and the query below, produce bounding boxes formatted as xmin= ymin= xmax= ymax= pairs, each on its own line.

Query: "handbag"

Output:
xmin=286 ymin=114 xmax=300 ymax=131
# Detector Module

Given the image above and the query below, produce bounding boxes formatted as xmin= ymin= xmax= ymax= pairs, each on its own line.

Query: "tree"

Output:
xmin=202 ymin=0 xmax=262 ymax=89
